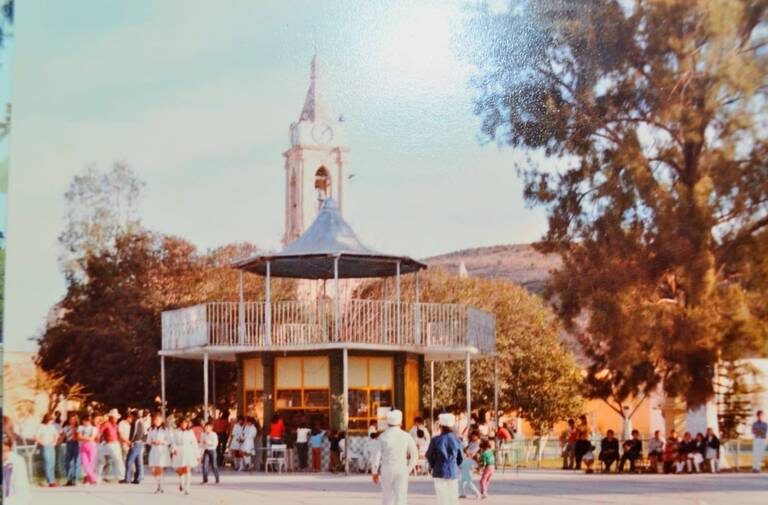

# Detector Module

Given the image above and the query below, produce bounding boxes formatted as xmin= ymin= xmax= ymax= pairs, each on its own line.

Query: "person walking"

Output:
xmin=77 ymin=416 xmax=99 ymax=485
xmin=371 ymin=410 xmax=418 ymax=505
xmin=100 ymin=410 xmax=126 ymax=482
xmin=426 ymin=413 xmax=463 ymax=505
xmin=478 ymin=440 xmax=495 ymax=499
xmin=213 ymin=411 xmax=230 ymax=467
xmin=3 ymin=436 xmax=32 ymax=505
xmin=200 ymin=422 xmax=220 ymax=484
xmin=242 ymin=417 xmax=258 ymax=471
xmin=61 ymin=414 xmax=80 ymax=486
xmin=147 ymin=413 xmax=171 ymax=494
xmin=752 ymin=410 xmax=767 ymax=473
xmin=171 ymin=418 xmax=199 ymax=495
xmin=120 ymin=411 xmax=146 ymax=484
xmin=457 ymin=448 xmax=480 ymax=499
xmin=296 ymin=418 xmax=311 ymax=471
xmin=35 ymin=413 xmax=59 ymax=487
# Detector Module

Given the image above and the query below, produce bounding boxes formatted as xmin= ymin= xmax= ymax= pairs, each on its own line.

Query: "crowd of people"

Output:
xmin=3 ymin=405 xmax=766 ymax=505
xmin=559 ymin=410 xmax=768 ymax=475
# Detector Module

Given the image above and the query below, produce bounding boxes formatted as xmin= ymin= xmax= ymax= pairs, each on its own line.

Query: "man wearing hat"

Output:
xmin=371 ymin=409 xmax=418 ymax=505
xmin=426 ymin=413 xmax=463 ymax=505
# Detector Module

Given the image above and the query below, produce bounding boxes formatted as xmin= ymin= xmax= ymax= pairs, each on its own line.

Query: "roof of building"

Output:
xmin=232 ymin=198 xmax=426 ymax=279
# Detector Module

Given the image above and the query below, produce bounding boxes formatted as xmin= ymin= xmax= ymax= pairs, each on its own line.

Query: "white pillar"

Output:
xmin=396 ymin=261 xmax=401 ymax=344
xmin=334 ymin=256 xmax=340 ymax=342
xmin=430 ymin=360 xmax=435 ymax=434
xmin=466 ymin=352 xmax=471 ymax=437
xmin=161 ymin=355 xmax=167 ymax=419
xmin=265 ymin=261 xmax=272 ymax=346
xmin=238 ymin=270 xmax=245 ymax=345
xmin=203 ymin=353 xmax=210 ymax=422
xmin=342 ymin=347 xmax=349 ymax=475
xmin=212 ymin=361 xmax=217 ymax=411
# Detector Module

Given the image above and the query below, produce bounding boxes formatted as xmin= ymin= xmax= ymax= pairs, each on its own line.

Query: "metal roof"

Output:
xmin=232 ymin=198 xmax=426 ymax=279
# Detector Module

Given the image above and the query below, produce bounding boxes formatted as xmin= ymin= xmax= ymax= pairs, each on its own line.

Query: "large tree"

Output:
xmin=38 ymin=231 xmax=294 ymax=410
xmin=467 ymin=0 xmax=768 ymax=407
xmin=355 ymin=269 xmax=583 ymax=434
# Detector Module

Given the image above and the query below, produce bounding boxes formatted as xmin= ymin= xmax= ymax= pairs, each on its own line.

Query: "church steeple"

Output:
xmin=283 ymin=55 xmax=349 ymax=246
xmin=299 ymin=55 xmax=331 ymax=123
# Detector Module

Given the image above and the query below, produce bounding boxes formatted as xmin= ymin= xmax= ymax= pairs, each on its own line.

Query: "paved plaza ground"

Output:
xmin=28 ymin=469 xmax=768 ymax=505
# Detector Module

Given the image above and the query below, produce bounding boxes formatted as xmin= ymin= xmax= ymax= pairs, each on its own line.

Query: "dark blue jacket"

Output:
xmin=426 ymin=431 xmax=463 ymax=479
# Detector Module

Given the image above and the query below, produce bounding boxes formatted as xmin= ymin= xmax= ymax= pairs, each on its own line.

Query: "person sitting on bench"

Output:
xmin=599 ymin=430 xmax=620 ymax=472
xmin=619 ymin=430 xmax=643 ymax=473
xmin=647 ymin=430 xmax=664 ymax=473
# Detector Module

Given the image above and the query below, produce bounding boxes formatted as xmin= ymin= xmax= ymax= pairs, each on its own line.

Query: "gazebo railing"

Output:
xmin=161 ymin=299 xmax=495 ymax=354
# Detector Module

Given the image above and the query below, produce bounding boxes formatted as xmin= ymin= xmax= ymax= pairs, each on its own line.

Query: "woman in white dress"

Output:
xmin=241 ymin=417 xmax=258 ymax=470
xmin=171 ymin=418 xmax=200 ymax=495
xmin=229 ymin=416 xmax=245 ymax=471
xmin=147 ymin=414 xmax=171 ymax=494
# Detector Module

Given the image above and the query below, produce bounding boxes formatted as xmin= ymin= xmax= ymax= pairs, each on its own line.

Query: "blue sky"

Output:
xmin=4 ymin=0 xmax=554 ymax=352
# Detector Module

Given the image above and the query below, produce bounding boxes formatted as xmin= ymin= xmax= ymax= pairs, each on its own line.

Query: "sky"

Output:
xmin=4 ymin=0 xmax=554 ymax=352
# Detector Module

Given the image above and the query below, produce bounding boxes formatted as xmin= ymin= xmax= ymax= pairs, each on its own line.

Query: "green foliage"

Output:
xmin=717 ymin=361 xmax=762 ymax=441
xmin=355 ymin=269 xmax=583 ymax=434
xmin=468 ymin=0 xmax=768 ymax=407
xmin=58 ymin=162 xmax=145 ymax=282
xmin=38 ymin=230 xmax=294 ymax=410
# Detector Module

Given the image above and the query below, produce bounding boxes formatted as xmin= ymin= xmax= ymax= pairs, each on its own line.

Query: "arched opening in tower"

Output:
xmin=314 ymin=166 xmax=331 ymax=208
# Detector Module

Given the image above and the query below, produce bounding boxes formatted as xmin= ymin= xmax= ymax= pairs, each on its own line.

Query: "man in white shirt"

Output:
xmin=371 ymin=410 xmax=418 ymax=505
xmin=296 ymin=422 xmax=311 ymax=471
xmin=117 ymin=411 xmax=131 ymax=459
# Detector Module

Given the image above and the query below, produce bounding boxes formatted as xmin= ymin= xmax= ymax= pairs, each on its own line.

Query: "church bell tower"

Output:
xmin=283 ymin=55 xmax=349 ymax=245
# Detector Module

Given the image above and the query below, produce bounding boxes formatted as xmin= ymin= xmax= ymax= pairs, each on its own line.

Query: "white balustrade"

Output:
xmin=161 ymin=299 xmax=495 ymax=355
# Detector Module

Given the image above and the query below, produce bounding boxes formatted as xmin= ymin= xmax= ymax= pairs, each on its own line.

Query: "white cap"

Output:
xmin=386 ymin=409 xmax=403 ymax=426
xmin=107 ymin=408 xmax=121 ymax=420
xmin=438 ymin=413 xmax=456 ymax=427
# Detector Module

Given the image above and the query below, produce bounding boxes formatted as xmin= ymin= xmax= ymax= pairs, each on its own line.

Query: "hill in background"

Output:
xmin=424 ymin=244 xmax=560 ymax=294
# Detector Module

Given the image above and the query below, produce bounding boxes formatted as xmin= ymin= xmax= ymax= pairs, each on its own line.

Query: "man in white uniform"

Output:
xmin=371 ymin=410 xmax=418 ymax=505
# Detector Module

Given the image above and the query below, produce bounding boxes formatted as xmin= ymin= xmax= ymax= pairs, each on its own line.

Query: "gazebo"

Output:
xmin=159 ymin=198 xmax=496 ymax=469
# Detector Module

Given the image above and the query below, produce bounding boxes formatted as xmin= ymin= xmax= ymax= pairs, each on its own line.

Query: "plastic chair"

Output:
xmin=265 ymin=444 xmax=287 ymax=473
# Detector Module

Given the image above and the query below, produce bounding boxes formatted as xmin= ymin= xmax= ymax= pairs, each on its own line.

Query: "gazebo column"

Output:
xmin=203 ymin=352 xmax=210 ymax=422
xmin=160 ymin=355 xmax=167 ymax=419
xmin=238 ymin=271 xmax=245 ymax=345
xmin=342 ymin=347 xmax=349 ymax=475
xmin=265 ymin=261 xmax=272 ymax=346
xmin=494 ymin=356 xmax=499 ymax=434
xmin=465 ymin=352 xmax=471 ymax=436
xmin=334 ymin=256 xmax=340 ymax=342
xmin=414 ymin=271 xmax=421 ymax=345
xmin=396 ymin=261 xmax=401 ymax=345
xmin=212 ymin=361 xmax=217 ymax=411
xmin=430 ymin=359 xmax=435 ymax=434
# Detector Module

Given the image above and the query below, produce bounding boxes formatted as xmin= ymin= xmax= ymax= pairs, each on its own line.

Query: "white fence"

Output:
xmin=161 ymin=299 xmax=495 ymax=355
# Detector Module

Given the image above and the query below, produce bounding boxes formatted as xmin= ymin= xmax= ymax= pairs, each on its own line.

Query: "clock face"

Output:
xmin=311 ymin=123 xmax=334 ymax=144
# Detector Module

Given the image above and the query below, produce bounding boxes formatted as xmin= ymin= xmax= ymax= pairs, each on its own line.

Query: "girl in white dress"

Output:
xmin=241 ymin=417 xmax=258 ymax=470
xmin=171 ymin=418 xmax=200 ymax=495
xmin=229 ymin=416 xmax=245 ymax=471
xmin=147 ymin=414 xmax=171 ymax=494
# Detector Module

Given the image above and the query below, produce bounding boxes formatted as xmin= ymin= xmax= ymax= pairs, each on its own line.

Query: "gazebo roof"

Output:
xmin=232 ymin=198 xmax=426 ymax=279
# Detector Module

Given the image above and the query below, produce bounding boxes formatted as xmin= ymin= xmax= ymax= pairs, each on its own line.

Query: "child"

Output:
xmin=309 ymin=427 xmax=326 ymax=473
xmin=147 ymin=414 xmax=171 ymax=494
xmin=458 ymin=448 xmax=480 ymax=499
xmin=478 ymin=440 xmax=495 ymax=499
xmin=171 ymin=418 xmax=199 ymax=495
xmin=329 ymin=430 xmax=342 ymax=473
xmin=199 ymin=422 xmax=220 ymax=484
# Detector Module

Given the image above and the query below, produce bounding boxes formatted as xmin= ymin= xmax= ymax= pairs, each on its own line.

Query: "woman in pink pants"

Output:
xmin=78 ymin=416 xmax=99 ymax=484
